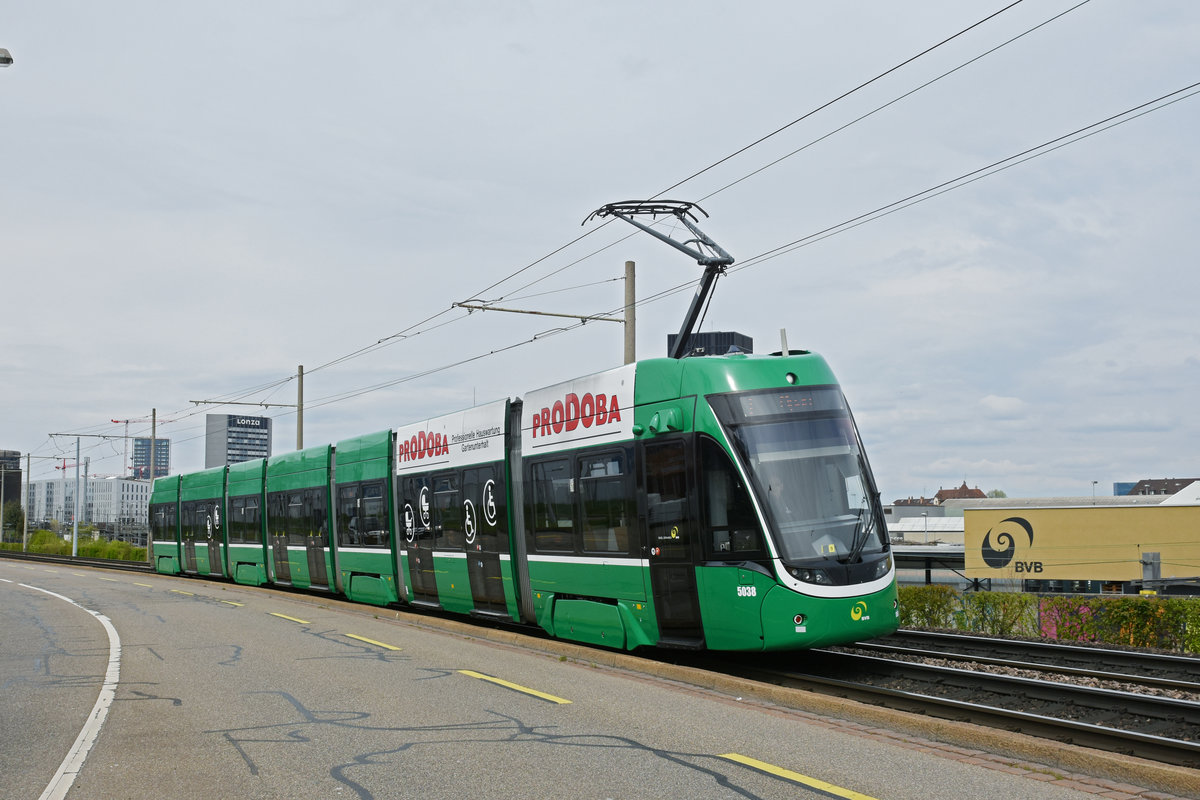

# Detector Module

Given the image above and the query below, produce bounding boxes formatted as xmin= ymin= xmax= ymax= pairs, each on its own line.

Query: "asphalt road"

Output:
xmin=0 ymin=560 xmax=1176 ymax=800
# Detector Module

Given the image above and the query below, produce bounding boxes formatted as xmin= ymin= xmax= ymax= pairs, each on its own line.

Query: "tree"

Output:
xmin=2 ymin=501 xmax=24 ymax=542
xmin=987 ymin=489 xmax=1007 ymax=498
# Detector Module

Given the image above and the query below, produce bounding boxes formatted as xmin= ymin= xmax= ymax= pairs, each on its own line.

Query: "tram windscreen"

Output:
xmin=708 ymin=387 xmax=886 ymax=563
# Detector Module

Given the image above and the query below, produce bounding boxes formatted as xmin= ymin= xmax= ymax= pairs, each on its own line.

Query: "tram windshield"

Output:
xmin=708 ymin=387 xmax=887 ymax=564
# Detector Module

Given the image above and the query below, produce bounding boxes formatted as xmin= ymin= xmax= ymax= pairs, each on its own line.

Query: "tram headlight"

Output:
xmin=872 ymin=555 xmax=893 ymax=580
xmin=786 ymin=566 xmax=832 ymax=585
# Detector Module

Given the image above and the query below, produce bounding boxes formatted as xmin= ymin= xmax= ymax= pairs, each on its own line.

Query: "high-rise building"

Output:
xmin=0 ymin=450 xmax=21 ymax=523
xmin=205 ymin=414 xmax=272 ymax=467
xmin=131 ymin=437 xmax=171 ymax=479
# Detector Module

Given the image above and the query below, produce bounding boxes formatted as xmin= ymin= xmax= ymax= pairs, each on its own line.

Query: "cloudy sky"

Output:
xmin=2 ymin=1 xmax=1197 ymax=500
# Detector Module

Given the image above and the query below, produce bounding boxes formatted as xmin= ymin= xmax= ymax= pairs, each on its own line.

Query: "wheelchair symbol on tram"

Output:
xmin=464 ymin=499 xmax=478 ymax=545
xmin=483 ymin=479 xmax=498 ymax=527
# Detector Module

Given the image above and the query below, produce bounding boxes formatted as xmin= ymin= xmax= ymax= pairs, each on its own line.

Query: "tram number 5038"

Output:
xmin=736 ymin=585 xmax=758 ymax=598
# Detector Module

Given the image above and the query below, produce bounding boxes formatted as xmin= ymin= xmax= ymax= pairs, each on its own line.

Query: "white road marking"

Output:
xmin=20 ymin=583 xmax=122 ymax=800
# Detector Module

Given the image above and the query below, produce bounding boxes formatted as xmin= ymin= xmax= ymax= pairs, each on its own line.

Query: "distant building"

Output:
xmin=1125 ymin=478 xmax=1200 ymax=496
xmin=887 ymin=496 xmax=942 ymax=523
xmin=205 ymin=414 xmax=272 ymax=467
xmin=26 ymin=475 xmax=151 ymax=541
xmin=934 ymin=482 xmax=987 ymax=504
xmin=131 ymin=437 xmax=170 ymax=479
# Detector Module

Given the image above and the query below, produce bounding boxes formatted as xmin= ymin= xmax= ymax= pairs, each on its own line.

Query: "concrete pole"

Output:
xmin=84 ymin=457 xmax=90 ymax=527
xmin=148 ymin=409 xmax=156 ymax=561
xmin=23 ymin=453 xmax=29 ymax=551
xmin=297 ymin=365 xmax=304 ymax=450
xmin=72 ymin=438 xmax=80 ymax=556
xmin=623 ymin=261 xmax=636 ymax=365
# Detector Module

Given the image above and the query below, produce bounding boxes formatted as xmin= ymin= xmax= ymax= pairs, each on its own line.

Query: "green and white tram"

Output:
xmin=150 ymin=350 xmax=897 ymax=651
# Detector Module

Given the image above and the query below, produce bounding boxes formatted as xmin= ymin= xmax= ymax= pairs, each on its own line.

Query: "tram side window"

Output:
xmin=360 ymin=482 xmax=388 ymax=546
xmin=529 ymin=458 xmax=573 ymax=552
xmin=180 ymin=501 xmax=200 ymax=541
xmin=229 ymin=496 xmax=262 ymax=544
xmin=579 ymin=452 xmax=632 ymax=553
xmin=307 ymin=488 xmax=329 ymax=543
xmin=337 ymin=483 xmax=387 ymax=548
xmin=286 ymin=493 xmax=307 ymax=546
xmin=462 ymin=465 xmax=507 ymax=548
xmin=337 ymin=486 xmax=360 ymax=547
xmin=701 ymin=437 xmax=765 ymax=557
xmin=433 ymin=473 xmax=463 ymax=549
xmin=282 ymin=489 xmax=326 ymax=546
xmin=399 ymin=476 xmax=434 ymax=543
xmin=645 ymin=439 xmax=689 ymax=547
xmin=151 ymin=503 xmax=176 ymax=542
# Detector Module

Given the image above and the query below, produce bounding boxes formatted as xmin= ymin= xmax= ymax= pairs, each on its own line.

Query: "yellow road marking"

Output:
xmin=719 ymin=754 xmax=879 ymax=800
xmin=98 ymin=577 xmax=120 ymax=583
xmin=269 ymin=612 xmax=309 ymax=624
xmin=170 ymin=589 xmax=194 ymax=596
xmin=457 ymin=670 xmax=571 ymax=704
xmin=220 ymin=600 xmax=244 ymax=607
xmin=133 ymin=583 xmax=152 ymax=588
xmin=345 ymin=633 xmax=401 ymax=651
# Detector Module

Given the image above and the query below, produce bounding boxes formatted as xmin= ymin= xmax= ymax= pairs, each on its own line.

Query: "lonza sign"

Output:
xmin=964 ymin=506 xmax=1200 ymax=581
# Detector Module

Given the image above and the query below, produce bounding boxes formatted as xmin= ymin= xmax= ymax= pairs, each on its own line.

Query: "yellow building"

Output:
xmin=965 ymin=505 xmax=1200 ymax=583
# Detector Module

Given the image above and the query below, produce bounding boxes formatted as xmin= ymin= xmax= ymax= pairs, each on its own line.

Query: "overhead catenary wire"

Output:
xmin=75 ymin=77 xmax=1200 ymax=450
xmin=138 ymin=0 xmax=1037 ymax=414
xmin=29 ymin=1 xmax=1164 ymax=457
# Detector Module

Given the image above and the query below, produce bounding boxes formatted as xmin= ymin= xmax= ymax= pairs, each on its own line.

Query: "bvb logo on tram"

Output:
xmin=981 ymin=516 xmax=1042 ymax=573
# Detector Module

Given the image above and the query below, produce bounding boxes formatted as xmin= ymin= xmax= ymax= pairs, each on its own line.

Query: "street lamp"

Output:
xmin=921 ymin=512 xmax=929 ymax=545
xmin=0 ymin=48 xmax=13 ymax=67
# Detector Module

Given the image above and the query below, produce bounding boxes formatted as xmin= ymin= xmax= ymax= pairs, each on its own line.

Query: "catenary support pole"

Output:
xmin=624 ymin=261 xmax=636 ymax=365
xmin=297 ymin=365 xmax=304 ymax=450
xmin=23 ymin=453 xmax=30 ymax=551
xmin=72 ymin=438 xmax=80 ymax=557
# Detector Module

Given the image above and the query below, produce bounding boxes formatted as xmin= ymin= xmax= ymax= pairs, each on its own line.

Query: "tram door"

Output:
xmin=268 ymin=492 xmax=292 ymax=584
xmin=462 ymin=465 xmax=508 ymax=615
xmin=270 ymin=527 xmax=291 ymax=583
xmin=304 ymin=488 xmax=330 ymax=589
xmin=644 ymin=440 xmax=704 ymax=644
xmin=400 ymin=476 xmax=439 ymax=605
xmin=205 ymin=503 xmax=224 ymax=578
xmin=181 ymin=502 xmax=198 ymax=573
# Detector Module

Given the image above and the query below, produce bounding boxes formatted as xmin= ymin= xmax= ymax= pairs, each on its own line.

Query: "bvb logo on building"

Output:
xmin=980 ymin=516 xmax=1035 ymax=569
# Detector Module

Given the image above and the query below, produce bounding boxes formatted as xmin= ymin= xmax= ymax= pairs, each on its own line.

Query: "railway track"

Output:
xmin=0 ymin=549 xmax=153 ymax=573
xmin=717 ymin=633 xmax=1200 ymax=769
xmin=866 ymin=629 xmax=1200 ymax=690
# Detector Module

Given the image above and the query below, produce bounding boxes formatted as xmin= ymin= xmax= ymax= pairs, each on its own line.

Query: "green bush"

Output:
xmin=903 ymin=586 xmax=1200 ymax=654
xmin=959 ymin=591 xmax=1039 ymax=637
xmin=898 ymin=584 xmax=959 ymax=628
xmin=28 ymin=529 xmax=70 ymax=555
xmin=0 ymin=529 xmax=146 ymax=562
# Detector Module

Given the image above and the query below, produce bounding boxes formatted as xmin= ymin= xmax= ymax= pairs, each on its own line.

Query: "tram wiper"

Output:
xmin=841 ymin=502 xmax=876 ymax=565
